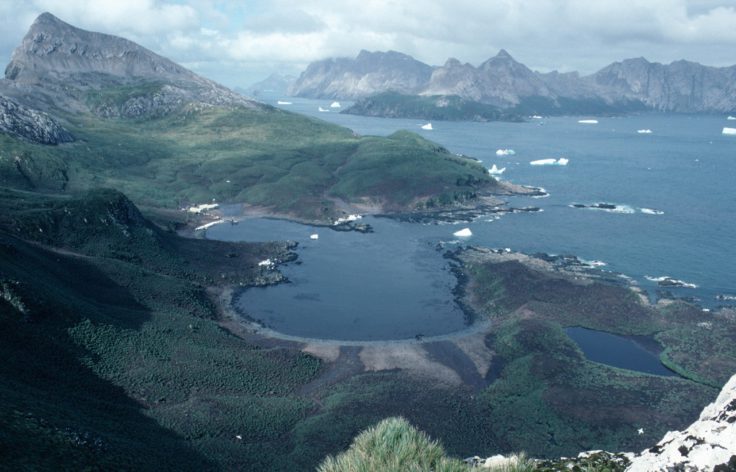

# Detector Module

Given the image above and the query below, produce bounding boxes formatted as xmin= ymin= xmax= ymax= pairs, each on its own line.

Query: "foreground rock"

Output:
xmin=626 ymin=373 xmax=736 ymax=472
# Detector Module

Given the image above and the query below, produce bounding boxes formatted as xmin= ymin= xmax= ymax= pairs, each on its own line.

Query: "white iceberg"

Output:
xmin=723 ymin=127 xmax=736 ymax=135
xmin=187 ymin=203 xmax=219 ymax=214
xmin=727 ymin=116 xmax=736 ymax=120
xmin=640 ymin=208 xmax=664 ymax=215
xmin=530 ymin=158 xmax=568 ymax=166
xmin=277 ymin=100 xmax=292 ymax=105
xmin=421 ymin=123 xmax=433 ymax=130
xmin=488 ymin=164 xmax=506 ymax=175
xmin=496 ymin=149 xmax=516 ymax=156
xmin=637 ymin=129 xmax=653 ymax=134
xmin=334 ymin=214 xmax=362 ymax=225
xmin=310 ymin=233 xmax=319 ymax=240
xmin=330 ymin=101 xmax=341 ymax=108
xmin=578 ymin=119 xmax=598 ymax=124
xmin=531 ymin=115 xmax=543 ymax=119
xmin=318 ymin=107 xmax=329 ymax=112
xmin=453 ymin=227 xmax=472 ymax=237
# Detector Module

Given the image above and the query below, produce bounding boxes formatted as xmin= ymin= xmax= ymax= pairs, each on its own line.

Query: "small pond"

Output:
xmin=565 ymin=327 xmax=678 ymax=377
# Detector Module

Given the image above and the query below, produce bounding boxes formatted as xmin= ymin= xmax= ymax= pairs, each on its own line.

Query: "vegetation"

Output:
xmin=0 ymin=89 xmax=497 ymax=221
xmin=318 ymin=417 xmax=469 ymax=472
xmin=343 ymin=92 xmax=523 ymax=122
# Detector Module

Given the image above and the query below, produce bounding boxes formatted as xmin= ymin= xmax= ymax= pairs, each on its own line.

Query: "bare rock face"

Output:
xmin=1 ymin=12 xmax=259 ymax=117
xmin=288 ymin=50 xmax=433 ymax=99
xmin=0 ymin=95 xmax=73 ymax=144
xmin=626 ymin=373 xmax=736 ymax=472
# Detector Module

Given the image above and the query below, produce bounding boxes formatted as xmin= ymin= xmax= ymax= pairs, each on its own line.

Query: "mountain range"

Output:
xmin=290 ymin=49 xmax=736 ymax=114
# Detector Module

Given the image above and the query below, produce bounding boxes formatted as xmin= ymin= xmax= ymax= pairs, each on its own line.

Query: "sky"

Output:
xmin=1 ymin=0 xmax=735 ymax=89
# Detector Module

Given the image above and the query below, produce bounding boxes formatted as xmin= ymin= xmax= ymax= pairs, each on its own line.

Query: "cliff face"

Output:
xmin=288 ymin=50 xmax=434 ymax=99
xmin=292 ymin=49 xmax=736 ymax=113
xmin=0 ymin=12 xmax=257 ymax=118
xmin=0 ymin=95 xmax=73 ymax=144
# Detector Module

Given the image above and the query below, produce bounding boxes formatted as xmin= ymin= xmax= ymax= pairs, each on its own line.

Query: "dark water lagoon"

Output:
xmin=566 ymin=327 xmax=677 ymax=377
xmin=209 ymin=102 xmax=735 ymax=345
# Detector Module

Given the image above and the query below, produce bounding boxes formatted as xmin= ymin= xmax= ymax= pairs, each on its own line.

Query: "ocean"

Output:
xmin=208 ymin=97 xmax=736 ymax=341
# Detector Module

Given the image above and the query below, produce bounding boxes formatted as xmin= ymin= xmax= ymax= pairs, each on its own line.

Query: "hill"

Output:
xmin=0 ymin=13 xmax=502 ymax=223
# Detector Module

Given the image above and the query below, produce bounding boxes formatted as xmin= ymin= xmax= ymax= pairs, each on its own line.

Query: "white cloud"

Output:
xmin=0 ymin=0 xmax=735 ymax=88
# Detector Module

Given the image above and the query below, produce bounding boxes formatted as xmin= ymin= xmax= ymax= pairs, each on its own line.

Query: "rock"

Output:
xmin=626 ymin=373 xmax=736 ymax=472
xmin=0 ymin=95 xmax=73 ymax=144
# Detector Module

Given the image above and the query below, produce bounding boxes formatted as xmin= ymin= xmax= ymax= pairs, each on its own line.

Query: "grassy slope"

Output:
xmin=0 ymin=189 xmax=321 ymax=470
xmin=0 ymin=88 xmax=496 ymax=221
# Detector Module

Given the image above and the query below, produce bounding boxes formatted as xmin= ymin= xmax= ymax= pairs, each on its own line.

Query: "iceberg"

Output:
xmin=727 ymin=116 xmax=736 ymax=120
xmin=453 ymin=227 xmax=472 ymax=237
xmin=637 ymin=129 xmax=653 ymax=134
xmin=310 ymin=233 xmax=319 ymax=240
xmin=495 ymin=149 xmax=516 ymax=156
xmin=276 ymin=100 xmax=292 ymax=105
xmin=530 ymin=158 xmax=568 ymax=166
xmin=531 ymin=115 xmax=543 ymax=119
xmin=723 ymin=127 xmax=736 ymax=135
xmin=488 ymin=164 xmax=506 ymax=175
xmin=421 ymin=123 xmax=433 ymax=130
xmin=187 ymin=203 xmax=219 ymax=214
xmin=578 ymin=119 xmax=598 ymax=124
xmin=318 ymin=107 xmax=329 ymax=112
xmin=334 ymin=214 xmax=362 ymax=225
xmin=330 ymin=101 xmax=341 ymax=108
xmin=640 ymin=208 xmax=664 ymax=215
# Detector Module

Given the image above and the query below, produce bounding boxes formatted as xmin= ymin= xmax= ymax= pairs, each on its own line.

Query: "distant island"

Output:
xmin=289 ymin=49 xmax=736 ymax=117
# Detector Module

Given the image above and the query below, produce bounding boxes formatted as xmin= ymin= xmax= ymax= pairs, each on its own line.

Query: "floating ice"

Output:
xmin=530 ymin=158 xmax=568 ymax=166
xmin=723 ymin=127 xmax=736 ymax=135
xmin=421 ymin=122 xmax=433 ymax=130
xmin=187 ymin=203 xmax=219 ymax=214
xmin=637 ymin=129 xmax=653 ymax=134
xmin=645 ymin=275 xmax=698 ymax=289
xmin=727 ymin=116 xmax=736 ymax=120
xmin=330 ymin=101 xmax=341 ymax=108
xmin=310 ymin=233 xmax=319 ymax=240
xmin=640 ymin=208 xmax=664 ymax=215
xmin=531 ymin=115 xmax=543 ymax=119
xmin=334 ymin=214 xmax=362 ymax=225
xmin=277 ymin=100 xmax=292 ymax=105
xmin=318 ymin=107 xmax=329 ymax=112
xmin=578 ymin=119 xmax=598 ymax=124
xmin=488 ymin=164 xmax=506 ymax=175
xmin=453 ymin=227 xmax=472 ymax=237
xmin=496 ymin=149 xmax=516 ymax=156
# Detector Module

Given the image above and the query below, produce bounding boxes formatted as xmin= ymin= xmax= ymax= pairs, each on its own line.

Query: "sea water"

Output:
xmin=210 ymin=99 xmax=736 ymax=342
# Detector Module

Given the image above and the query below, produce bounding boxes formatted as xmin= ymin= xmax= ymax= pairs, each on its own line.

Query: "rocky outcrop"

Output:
xmin=240 ymin=73 xmax=297 ymax=98
xmin=288 ymin=50 xmax=433 ymax=99
xmin=292 ymin=49 xmax=736 ymax=114
xmin=0 ymin=95 xmax=73 ymax=144
xmin=626 ymin=373 xmax=736 ymax=471
xmin=1 ymin=12 xmax=259 ymax=117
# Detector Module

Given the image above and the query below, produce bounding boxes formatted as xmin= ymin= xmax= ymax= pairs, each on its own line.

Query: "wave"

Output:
xmin=570 ymin=203 xmax=635 ymax=214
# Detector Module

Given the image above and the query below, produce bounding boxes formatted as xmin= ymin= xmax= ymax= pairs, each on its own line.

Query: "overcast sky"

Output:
xmin=1 ymin=0 xmax=735 ymax=89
